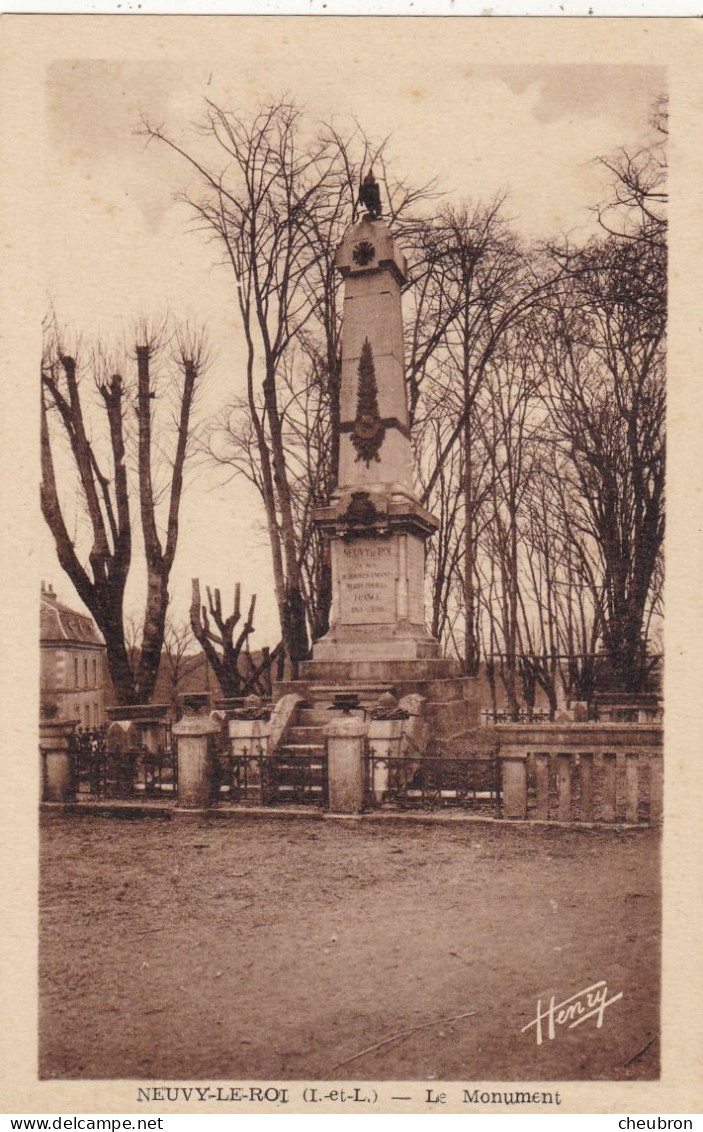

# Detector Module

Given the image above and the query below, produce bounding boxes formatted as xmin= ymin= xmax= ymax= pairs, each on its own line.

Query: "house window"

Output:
xmin=74 ymin=657 xmax=79 ymax=687
xmin=93 ymin=657 xmax=98 ymax=686
xmin=84 ymin=658 xmax=89 ymax=687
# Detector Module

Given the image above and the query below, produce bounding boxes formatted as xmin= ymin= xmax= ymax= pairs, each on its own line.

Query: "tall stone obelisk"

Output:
xmin=309 ymin=177 xmax=444 ymax=670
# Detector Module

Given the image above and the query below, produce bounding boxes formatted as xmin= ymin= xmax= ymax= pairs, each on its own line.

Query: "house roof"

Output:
xmin=40 ymin=584 xmax=105 ymax=647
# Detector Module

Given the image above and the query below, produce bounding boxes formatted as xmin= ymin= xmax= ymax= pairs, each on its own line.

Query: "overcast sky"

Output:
xmin=40 ymin=28 xmax=664 ymax=646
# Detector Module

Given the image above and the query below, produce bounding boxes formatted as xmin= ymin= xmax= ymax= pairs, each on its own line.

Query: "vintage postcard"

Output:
xmin=1 ymin=10 xmax=702 ymax=1119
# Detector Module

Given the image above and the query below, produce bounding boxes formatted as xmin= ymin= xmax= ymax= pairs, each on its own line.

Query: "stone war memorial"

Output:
xmin=253 ymin=175 xmax=479 ymax=811
xmin=278 ymin=176 xmax=478 ymax=720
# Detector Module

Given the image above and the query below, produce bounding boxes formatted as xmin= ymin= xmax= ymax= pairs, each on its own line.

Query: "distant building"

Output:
xmin=40 ymin=582 xmax=106 ymax=728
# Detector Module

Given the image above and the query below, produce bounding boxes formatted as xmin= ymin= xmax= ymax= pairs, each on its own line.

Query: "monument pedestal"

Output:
xmin=312 ymin=484 xmax=441 ymax=664
xmin=312 ymin=525 xmax=441 ymax=662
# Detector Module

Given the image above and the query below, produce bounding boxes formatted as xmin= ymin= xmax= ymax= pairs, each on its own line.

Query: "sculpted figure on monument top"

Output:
xmin=358 ymin=167 xmax=382 ymax=219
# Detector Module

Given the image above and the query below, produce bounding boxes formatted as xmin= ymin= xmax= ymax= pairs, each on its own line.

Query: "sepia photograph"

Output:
xmin=2 ymin=10 xmax=702 ymax=1118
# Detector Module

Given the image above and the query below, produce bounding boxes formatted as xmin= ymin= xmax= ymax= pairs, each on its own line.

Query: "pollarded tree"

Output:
xmin=40 ymin=318 xmax=209 ymax=705
xmin=189 ymin=578 xmax=282 ymax=698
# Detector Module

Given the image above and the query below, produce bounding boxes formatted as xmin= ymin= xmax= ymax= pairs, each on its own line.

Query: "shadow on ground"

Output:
xmin=39 ymin=812 xmax=660 ymax=1081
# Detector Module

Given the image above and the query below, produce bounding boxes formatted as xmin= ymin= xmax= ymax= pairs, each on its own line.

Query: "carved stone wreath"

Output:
xmin=351 ymin=338 xmax=385 ymax=466
xmin=352 ymin=240 xmax=376 ymax=267
xmin=341 ymin=491 xmax=380 ymax=527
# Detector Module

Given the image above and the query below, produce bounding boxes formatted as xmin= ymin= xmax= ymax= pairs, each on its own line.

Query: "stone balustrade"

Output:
xmin=494 ymin=723 xmax=663 ymax=825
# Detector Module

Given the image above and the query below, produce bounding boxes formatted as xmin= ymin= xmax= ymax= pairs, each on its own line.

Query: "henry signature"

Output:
xmin=521 ymin=979 xmax=623 ymax=1045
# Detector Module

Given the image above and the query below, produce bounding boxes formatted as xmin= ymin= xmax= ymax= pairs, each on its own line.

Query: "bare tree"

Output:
xmin=538 ymin=230 xmax=666 ymax=692
xmin=595 ymin=95 xmax=667 ymax=249
xmin=516 ymin=455 xmax=602 ymax=715
xmin=41 ymin=318 xmax=209 ymax=704
xmin=411 ymin=201 xmax=542 ymax=675
xmin=476 ymin=330 xmax=541 ymax=717
xmin=142 ymin=102 xmax=335 ymax=671
xmin=417 ymin=412 xmax=465 ymax=646
xmin=161 ymin=614 xmax=201 ymax=708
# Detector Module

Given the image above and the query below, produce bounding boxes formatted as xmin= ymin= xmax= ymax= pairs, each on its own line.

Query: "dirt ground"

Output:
xmin=39 ymin=810 xmax=660 ymax=1082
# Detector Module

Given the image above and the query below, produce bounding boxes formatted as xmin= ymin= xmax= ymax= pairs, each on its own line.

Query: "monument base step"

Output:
xmin=273 ymin=671 xmax=480 ymax=740
xmin=311 ymin=638 xmax=442 ymax=662
xmin=296 ymin=708 xmax=339 ymax=728
xmin=286 ymin=724 xmax=326 ymax=745
xmin=311 ymin=621 xmax=444 ymax=664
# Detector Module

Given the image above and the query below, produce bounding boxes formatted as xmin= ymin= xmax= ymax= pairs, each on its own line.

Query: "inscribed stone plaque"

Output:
xmin=338 ymin=538 xmax=398 ymax=625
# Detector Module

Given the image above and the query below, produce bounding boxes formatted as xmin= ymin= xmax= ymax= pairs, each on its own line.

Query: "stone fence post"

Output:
xmin=495 ymin=728 xmax=541 ymax=820
xmin=40 ymin=718 xmax=77 ymax=803
xmin=496 ymin=745 xmax=528 ymax=820
xmin=173 ymin=711 xmax=221 ymax=810
xmin=324 ymin=717 xmax=369 ymax=813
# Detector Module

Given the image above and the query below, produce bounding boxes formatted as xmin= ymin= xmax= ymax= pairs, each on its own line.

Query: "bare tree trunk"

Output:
xmin=463 ymin=416 xmax=478 ymax=676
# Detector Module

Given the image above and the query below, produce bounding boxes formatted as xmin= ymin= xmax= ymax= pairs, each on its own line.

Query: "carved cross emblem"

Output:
xmin=352 ymin=240 xmax=376 ymax=267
